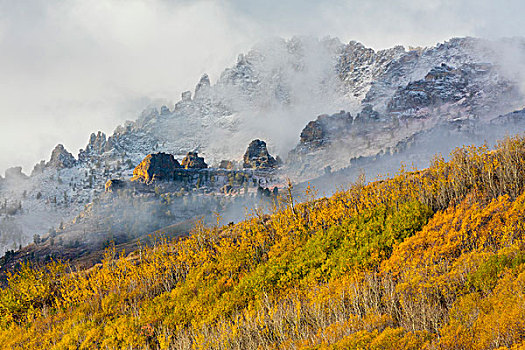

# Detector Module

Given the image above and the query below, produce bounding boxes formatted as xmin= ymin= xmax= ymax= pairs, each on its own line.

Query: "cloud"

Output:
xmin=0 ymin=0 xmax=256 ymax=173
xmin=228 ymin=0 xmax=525 ymax=48
xmin=0 ymin=0 xmax=524 ymax=174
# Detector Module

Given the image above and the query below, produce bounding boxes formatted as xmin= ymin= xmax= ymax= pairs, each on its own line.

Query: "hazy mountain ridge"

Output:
xmin=299 ymin=108 xmax=525 ymax=195
xmin=1 ymin=36 xmax=525 ymax=254
xmin=287 ymin=38 xmax=525 ymax=179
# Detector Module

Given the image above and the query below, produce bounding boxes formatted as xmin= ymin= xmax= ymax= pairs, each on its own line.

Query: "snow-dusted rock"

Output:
xmin=47 ymin=144 xmax=76 ymax=169
xmin=181 ymin=152 xmax=207 ymax=169
xmin=243 ymin=140 xmax=278 ymax=169
xmin=132 ymin=152 xmax=182 ymax=183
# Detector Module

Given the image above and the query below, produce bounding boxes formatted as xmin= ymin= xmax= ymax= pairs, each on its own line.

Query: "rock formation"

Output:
xmin=243 ymin=139 xmax=278 ymax=169
xmin=78 ymin=131 xmax=113 ymax=162
xmin=105 ymin=179 xmax=128 ymax=192
xmin=31 ymin=160 xmax=46 ymax=176
xmin=47 ymin=144 xmax=76 ymax=169
xmin=160 ymin=105 xmax=170 ymax=115
xmin=5 ymin=167 xmax=28 ymax=181
xmin=131 ymin=152 xmax=181 ymax=183
xmin=181 ymin=152 xmax=208 ymax=169
xmin=300 ymin=120 xmax=326 ymax=148
xmin=298 ymin=112 xmax=354 ymax=151
xmin=181 ymin=91 xmax=192 ymax=102
xmin=219 ymin=160 xmax=235 ymax=170
xmin=194 ymin=73 xmax=211 ymax=99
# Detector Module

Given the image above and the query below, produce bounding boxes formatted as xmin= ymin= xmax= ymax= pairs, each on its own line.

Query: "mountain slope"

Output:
xmin=3 ymin=135 xmax=525 ymax=348
xmin=296 ymin=108 xmax=525 ymax=194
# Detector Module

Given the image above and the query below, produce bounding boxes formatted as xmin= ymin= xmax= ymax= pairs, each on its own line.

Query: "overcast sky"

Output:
xmin=0 ymin=0 xmax=524 ymax=174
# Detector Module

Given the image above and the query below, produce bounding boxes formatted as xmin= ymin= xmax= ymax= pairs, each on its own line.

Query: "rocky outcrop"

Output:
xmin=219 ymin=53 xmax=257 ymax=92
xmin=78 ymin=131 xmax=114 ymax=162
xmin=243 ymin=139 xmax=278 ymax=169
xmin=300 ymin=120 xmax=326 ymax=148
xmin=160 ymin=105 xmax=170 ymax=115
xmin=181 ymin=91 xmax=192 ymax=102
xmin=219 ymin=160 xmax=235 ymax=170
xmin=194 ymin=73 xmax=211 ymax=99
xmin=5 ymin=167 xmax=28 ymax=181
xmin=174 ymin=91 xmax=194 ymax=111
xmin=387 ymin=63 xmax=468 ymax=113
xmin=47 ymin=144 xmax=76 ymax=169
xmin=298 ymin=111 xmax=354 ymax=151
xmin=105 ymin=179 xmax=128 ymax=192
xmin=131 ymin=152 xmax=181 ymax=183
xmin=31 ymin=160 xmax=46 ymax=176
xmin=181 ymin=152 xmax=208 ymax=169
xmin=354 ymin=104 xmax=380 ymax=122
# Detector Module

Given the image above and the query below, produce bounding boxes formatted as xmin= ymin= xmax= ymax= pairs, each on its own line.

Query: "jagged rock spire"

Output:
xmin=47 ymin=144 xmax=76 ymax=169
xmin=243 ymin=139 xmax=278 ymax=169
xmin=194 ymin=73 xmax=211 ymax=99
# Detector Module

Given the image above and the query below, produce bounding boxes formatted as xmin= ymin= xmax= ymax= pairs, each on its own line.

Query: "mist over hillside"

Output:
xmin=1 ymin=35 xmax=525 ymax=257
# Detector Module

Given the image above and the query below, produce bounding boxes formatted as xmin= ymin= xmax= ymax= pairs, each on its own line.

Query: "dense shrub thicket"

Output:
xmin=2 ymin=136 xmax=525 ymax=349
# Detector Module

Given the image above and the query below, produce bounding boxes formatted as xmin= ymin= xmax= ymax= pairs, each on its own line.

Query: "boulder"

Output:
xmin=131 ymin=152 xmax=181 ymax=183
xmin=181 ymin=152 xmax=208 ymax=169
xmin=47 ymin=144 xmax=76 ymax=169
xmin=243 ymin=139 xmax=278 ymax=169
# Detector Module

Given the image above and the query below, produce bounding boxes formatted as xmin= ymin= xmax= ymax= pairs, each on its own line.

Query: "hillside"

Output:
xmin=2 ymin=135 xmax=525 ymax=349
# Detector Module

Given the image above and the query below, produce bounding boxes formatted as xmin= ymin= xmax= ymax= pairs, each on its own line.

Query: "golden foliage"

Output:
xmin=3 ymin=135 xmax=525 ymax=348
